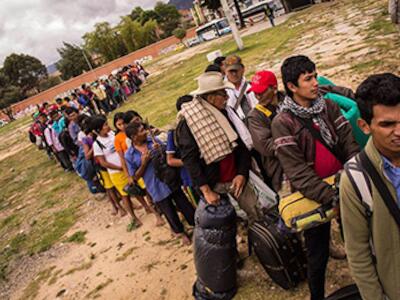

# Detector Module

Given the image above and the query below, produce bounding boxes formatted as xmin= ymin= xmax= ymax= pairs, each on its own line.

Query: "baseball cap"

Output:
xmin=224 ymin=55 xmax=243 ymax=71
xmin=248 ymin=70 xmax=278 ymax=94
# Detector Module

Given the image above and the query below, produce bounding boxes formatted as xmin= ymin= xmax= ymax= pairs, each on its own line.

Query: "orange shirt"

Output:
xmin=114 ymin=131 xmax=128 ymax=154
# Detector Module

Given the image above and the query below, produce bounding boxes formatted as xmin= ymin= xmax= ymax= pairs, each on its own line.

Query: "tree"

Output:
xmin=56 ymin=42 xmax=96 ymax=80
xmin=173 ymin=28 xmax=187 ymax=44
xmin=0 ymin=84 xmax=24 ymax=120
xmin=130 ymin=6 xmax=145 ymax=21
xmin=38 ymin=76 xmax=62 ymax=91
xmin=154 ymin=2 xmax=181 ymax=37
xmin=118 ymin=17 xmax=158 ymax=53
xmin=388 ymin=0 xmax=400 ymax=27
xmin=83 ymin=22 xmax=128 ymax=64
xmin=2 ymin=53 xmax=47 ymax=95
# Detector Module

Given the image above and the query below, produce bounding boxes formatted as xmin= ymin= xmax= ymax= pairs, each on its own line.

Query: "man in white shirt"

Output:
xmin=225 ymin=55 xmax=258 ymax=120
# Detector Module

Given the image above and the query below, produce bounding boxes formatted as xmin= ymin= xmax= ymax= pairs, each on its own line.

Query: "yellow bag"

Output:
xmin=279 ymin=176 xmax=337 ymax=232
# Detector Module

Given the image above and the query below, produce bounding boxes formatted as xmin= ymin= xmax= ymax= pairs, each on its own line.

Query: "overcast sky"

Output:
xmin=0 ymin=0 xmax=164 ymax=66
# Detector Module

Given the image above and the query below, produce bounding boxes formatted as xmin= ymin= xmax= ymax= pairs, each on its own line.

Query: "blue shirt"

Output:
xmin=125 ymin=137 xmax=171 ymax=203
xmin=52 ymin=116 xmax=66 ymax=134
xmin=166 ymin=130 xmax=193 ymax=187
xmin=382 ymin=156 xmax=400 ymax=207
xmin=68 ymin=122 xmax=80 ymax=145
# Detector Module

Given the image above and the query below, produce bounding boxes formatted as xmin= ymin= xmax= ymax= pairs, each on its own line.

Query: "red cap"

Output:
xmin=248 ymin=70 xmax=278 ymax=94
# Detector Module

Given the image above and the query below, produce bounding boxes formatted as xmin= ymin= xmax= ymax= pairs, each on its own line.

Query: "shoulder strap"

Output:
xmin=234 ymin=82 xmax=249 ymax=110
xmin=95 ymin=139 xmax=106 ymax=150
xmin=255 ymin=104 xmax=272 ymax=118
xmin=359 ymin=150 xmax=400 ymax=228
xmin=344 ymin=155 xmax=375 ymax=262
xmin=297 ymin=117 xmax=338 ymax=158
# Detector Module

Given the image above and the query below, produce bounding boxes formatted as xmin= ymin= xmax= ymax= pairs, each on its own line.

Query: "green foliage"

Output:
xmin=0 ymin=85 xmax=24 ymax=109
xmin=38 ymin=76 xmax=62 ymax=91
xmin=56 ymin=42 xmax=96 ymax=80
xmin=154 ymin=2 xmax=182 ymax=37
xmin=83 ymin=22 xmax=128 ymax=64
xmin=173 ymin=28 xmax=187 ymax=42
xmin=118 ymin=17 xmax=158 ymax=53
xmin=2 ymin=53 xmax=47 ymax=95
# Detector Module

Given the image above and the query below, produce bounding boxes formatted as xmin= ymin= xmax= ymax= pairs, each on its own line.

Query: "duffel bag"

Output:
xmin=279 ymin=176 xmax=337 ymax=232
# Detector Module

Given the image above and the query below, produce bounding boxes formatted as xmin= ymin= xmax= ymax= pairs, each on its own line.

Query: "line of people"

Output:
xmin=28 ymin=52 xmax=400 ymax=300
xmin=174 ymin=54 xmax=399 ymax=300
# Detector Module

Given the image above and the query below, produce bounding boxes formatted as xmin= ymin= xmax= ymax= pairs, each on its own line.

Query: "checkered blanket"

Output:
xmin=179 ymin=96 xmax=238 ymax=165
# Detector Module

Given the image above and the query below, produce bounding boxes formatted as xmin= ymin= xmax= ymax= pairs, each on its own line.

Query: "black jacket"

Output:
xmin=176 ymin=110 xmax=251 ymax=189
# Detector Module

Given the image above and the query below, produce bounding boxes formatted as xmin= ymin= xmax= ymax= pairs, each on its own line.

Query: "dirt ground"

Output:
xmin=1 ymin=1 xmax=399 ymax=299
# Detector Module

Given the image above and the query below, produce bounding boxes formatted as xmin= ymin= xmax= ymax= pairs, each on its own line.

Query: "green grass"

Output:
xmin=0 ymin=0 xmax=398 ymax=296
xmin=65 ymin=230 xmax=88 ymax=244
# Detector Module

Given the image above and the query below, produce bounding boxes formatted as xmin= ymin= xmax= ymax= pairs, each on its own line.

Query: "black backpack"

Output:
xmin=59 ymin=129 xmax=78 ymax=156
xmin=151 ymin=143 xmax=181 ymax=191
xmin=29 ymin=131 xmax=37 ymax=144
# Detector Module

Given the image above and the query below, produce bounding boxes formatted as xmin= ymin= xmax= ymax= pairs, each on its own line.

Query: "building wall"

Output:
xmin=11 ymin=27 xmax=197 ymax=113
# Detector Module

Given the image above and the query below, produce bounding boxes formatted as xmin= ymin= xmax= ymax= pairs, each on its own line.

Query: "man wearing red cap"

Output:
xmin=246 ymin=70 xmax=284 ymax=191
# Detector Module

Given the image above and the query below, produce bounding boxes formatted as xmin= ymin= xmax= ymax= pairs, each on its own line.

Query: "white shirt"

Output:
xmin=93 ymin=131 xmax=122 ymax=174
xmin=226 ymin=77 xmax=258 ymax=120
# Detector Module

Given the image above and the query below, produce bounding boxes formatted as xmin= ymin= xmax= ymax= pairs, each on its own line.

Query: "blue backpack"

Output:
xmin=75 ymin=146 xmax=96 ymax=181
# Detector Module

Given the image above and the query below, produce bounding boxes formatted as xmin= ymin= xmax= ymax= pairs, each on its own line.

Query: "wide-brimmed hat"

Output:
xmin=190 ymin=71 xmax=234 ymax=95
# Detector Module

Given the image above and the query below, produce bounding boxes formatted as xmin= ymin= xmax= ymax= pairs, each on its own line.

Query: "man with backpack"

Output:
xmin=340 ymin=73 xmax=400 ymax=300
xmin=271 ymin=55 xmax=359 ymax=300
xmin=176 ymin=71 xmax=260 ymax=223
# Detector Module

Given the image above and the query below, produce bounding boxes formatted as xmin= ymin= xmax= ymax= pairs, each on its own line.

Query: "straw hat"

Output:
xmin=191 ymin=71 xmax=234 ymax=95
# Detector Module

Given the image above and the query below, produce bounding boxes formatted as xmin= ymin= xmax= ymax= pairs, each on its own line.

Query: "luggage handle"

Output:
xmin=205 ymin=196 xmax=230 ymax=214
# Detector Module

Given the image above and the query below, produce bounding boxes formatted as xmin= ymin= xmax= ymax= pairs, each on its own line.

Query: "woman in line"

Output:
xmin=91 ymin=115 xmax=142 ymax=230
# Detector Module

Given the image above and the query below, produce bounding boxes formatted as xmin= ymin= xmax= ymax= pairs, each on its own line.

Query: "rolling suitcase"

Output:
xmin=324 ymin=284 xmax=362 ymax=300
xmin=248 ymin=218 xmax=307 ymax=290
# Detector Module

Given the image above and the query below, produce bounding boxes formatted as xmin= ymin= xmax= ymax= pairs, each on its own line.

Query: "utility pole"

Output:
xmin=220 ymin=0 xmax=244 ymax=50
xmin=81 ymin=48 xmax=94 ymax=71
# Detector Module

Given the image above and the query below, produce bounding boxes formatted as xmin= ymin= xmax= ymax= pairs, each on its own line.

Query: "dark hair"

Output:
xmin=125 ymin=122 xmax=142 ymax=140
xmin=64 ymin=97 xmax=70 ymax=102
xmin=81 ymin=84 xmax=86 ymax=90
xmin=65 ymin=107 xmax=78 ymax=116
xmin=43 ymin=102 xmax=49 ymax=107
xmin=55 ymin=98 xmax=63 ymax=103
xmin=176 ymin=95 xmax=193 ymax=111
xmin=71 ymin=93 xmax=77 ymax=98
xmin=49 ymin=110 xmax=59 ymax=117
xmin=214 ymin=56 xmax=226 ymax=66
xmin=78 ymin=114 xmax=90 ymax=134
xmin=355 ymin=73 xmax=400 ymax=124
xmin=113 ymin=112 xmax=125 ymax=133
xmin=38 ymin=112 xmax=47 ymax=118
xmin=205 ymin=64 xmax=221 ymax=73
xmin=281 ymin=55 xmax=316 ymax=97
xmin=60 ymin=105 xmax=68 ymax=111
xmin=123 ymin=110 xmax=142 ymax=124
xmin=89 ymin=115 xmax=107 ymax=133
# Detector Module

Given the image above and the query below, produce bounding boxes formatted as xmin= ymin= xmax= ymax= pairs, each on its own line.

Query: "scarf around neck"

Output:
xmin=280 ymin=95 xmax=335 ymax=147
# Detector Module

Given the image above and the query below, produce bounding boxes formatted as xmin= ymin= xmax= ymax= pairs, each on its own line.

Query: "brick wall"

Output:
xmin=11 ymin=28 xmax=197 ymax=113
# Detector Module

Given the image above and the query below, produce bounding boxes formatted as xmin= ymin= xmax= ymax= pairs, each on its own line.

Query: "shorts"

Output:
xmin=137 ymin=177 xmax=146 ymax=189
xmin=109 ymin=171 xmax=129 ymax=197
xmin=100 ymin=171 xmax=114 ymax=189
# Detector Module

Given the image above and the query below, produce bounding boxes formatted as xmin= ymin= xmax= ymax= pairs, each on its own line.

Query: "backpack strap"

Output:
xmin=359 ymin=150 xmax=400 ymax=229
xmin=344 ymin=155 xmax=376 ymax=262
xmin=233 ymin=82 xmax=249 ymax=111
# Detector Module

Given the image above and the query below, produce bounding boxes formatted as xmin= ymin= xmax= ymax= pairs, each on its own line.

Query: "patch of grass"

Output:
xmin=29 ymin=207 xmax=78 ymax=253
xmin=20 ymin=266 xmax=56 ymax=300
xmin=65 ymin=230 xmax=88 ymax=244
xmin=86 ymin=278 xmax=113 ymax=299
xmin=48 ymin=268 xmax=63 ymax=285
xmin=63 ymin=261 xmax=93 ymax=276
xmin=115 ymin=246 xmax=138 ymax=262
xmin=142 ymin=260 xmax=160 ymax=273
xmin=0 ymin=214 xmax=20 ymax=231
xmin=351 ymin=59 xmax=381 ymax=71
